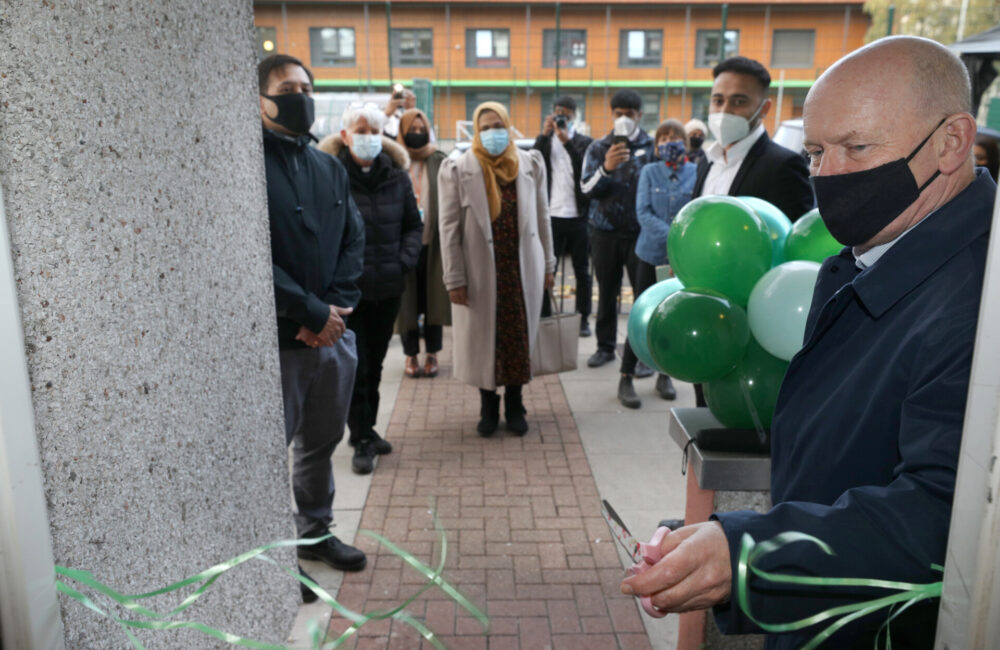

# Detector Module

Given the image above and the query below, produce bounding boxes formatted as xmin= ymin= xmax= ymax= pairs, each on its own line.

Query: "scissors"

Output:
xmin=600 ymin=499 xmax=672 ymax=618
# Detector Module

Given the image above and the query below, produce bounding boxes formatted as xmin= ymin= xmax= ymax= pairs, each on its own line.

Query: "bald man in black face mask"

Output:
xmin=620 ymin=36 xmax=996 ymax=648
xmin=259 ymin=54 xmax=367 ymax=586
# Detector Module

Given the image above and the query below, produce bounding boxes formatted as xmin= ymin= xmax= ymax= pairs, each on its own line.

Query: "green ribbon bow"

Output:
xmin=736 ymin=531 xmax=943 ymax=649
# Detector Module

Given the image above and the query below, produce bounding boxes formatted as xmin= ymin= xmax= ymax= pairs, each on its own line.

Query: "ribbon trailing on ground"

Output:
xmin=55 ymin=507 xmax=488 ymax=649
xmin=736 ymin=531 xmax=943 ymax=649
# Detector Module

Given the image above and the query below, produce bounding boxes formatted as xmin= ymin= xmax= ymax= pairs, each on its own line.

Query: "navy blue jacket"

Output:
xmin=263 ymin=129 xmax=365 ymax=349
xmin=713 ymin=170 xmax=997 ymax=648
xmin=581 ymin=130 xmax=656 ymax=235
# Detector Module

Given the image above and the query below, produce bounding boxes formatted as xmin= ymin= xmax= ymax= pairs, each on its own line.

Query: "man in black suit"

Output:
xmin=693 ymin=56 xmax=813 ymax=223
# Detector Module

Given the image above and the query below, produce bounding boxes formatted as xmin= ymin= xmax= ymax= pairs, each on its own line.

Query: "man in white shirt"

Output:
xmin=532 ymin=96 xmax=594 ymax=335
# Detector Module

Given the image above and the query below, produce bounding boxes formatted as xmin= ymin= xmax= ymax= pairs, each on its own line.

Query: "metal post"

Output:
xmin=682 ymin=5 xmax=691 ymax=117
xmin=957 ymin=0 xmax=970 ymax=41
xmin=385 ymin=1 xmax=394 ymax=86
xmin=887 ymin=5 xmax=895 ymax=36
xmin=663 ymin=66 xmax=669 ymax=123
xmin=526 ymin=4 xmax=532 ymax=128
xmin=555 ymin=1 xmax=562 ymax=95
xmin=364 ymin=3 xmax=373 ymax=92
xmin=280 ymin=2 xmax=288 ymax=54
xmin=774 ymin=69 xmax=785 ymax=132
xmin=445 ymin=3 xmax=451 ymax=137
xmin=720 ymin=3 xmax=729 ymax=61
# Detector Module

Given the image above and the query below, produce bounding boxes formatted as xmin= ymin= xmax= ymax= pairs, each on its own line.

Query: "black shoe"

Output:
xmin=579 ymin=319 xmax=592 ymax=337
xmin=658 ymin=518 xmax=685 ymax=531
xmin=618 ymin=375 xmax=641 ymax=409
xmin=634 ymin=361 xmax=654 ymax=379
xmin=478 ymin=389 xmax=500 ymax=436
xmin=297 ymin=564 xmax=319 ymax=603
xmin=655 ymin=374 xmax=677 ymax=400
xmin=369 ymin=430 xmax=392 ymax=455
xmin=352 ymin=441 xmax=375 ymax=474
xmin=587 ymin=348 xmax=616 ymax=367
xmin=504 ymin=386 xmax=528 ymax=436
xmin=297 ymin=535 xmax=367 ymax=572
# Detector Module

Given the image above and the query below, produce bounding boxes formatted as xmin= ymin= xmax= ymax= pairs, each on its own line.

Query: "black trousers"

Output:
xmin=346 ymin=296 xmax=401 ymax=444
xmin=591 ymin=229 xmax=639 ymax=354
xmin=400 ymin=246 xmax=444 ymax=356
xmin=550 ymin=216 xmax=592 ymax=318
xmin=620 ymin=259 xmax=659 ymax=375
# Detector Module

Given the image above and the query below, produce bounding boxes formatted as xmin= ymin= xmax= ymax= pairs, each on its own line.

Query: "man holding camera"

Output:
xmin=383 ymin=85 xmax=416 ymax=139
xmin=532 ymin=96 xmax=594 ymax=336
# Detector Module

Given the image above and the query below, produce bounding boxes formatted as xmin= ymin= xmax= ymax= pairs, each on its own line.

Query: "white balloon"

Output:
xmin=747 ymin=261 xmax=822 ymax=361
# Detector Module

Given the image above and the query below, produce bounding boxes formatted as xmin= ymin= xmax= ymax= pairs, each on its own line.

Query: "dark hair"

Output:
xmin=610 ymin=89 xmax=642 ymax=111
xmin=554 ymin=95 xmax=577 ymax=112
xmin=975 ymin=133 xmax=1000 ymax=182
xmin=257 ymin=54 xmax=314 ymax=93
xmin=712 ymin=56 xmax=771 ymax=92
xmin=654 ymin=119 xmax=687 ymax=148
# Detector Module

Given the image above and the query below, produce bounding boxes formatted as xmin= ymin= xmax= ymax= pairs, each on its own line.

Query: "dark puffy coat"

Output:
xmin=317 ymin=135 xmax=423 ymax=302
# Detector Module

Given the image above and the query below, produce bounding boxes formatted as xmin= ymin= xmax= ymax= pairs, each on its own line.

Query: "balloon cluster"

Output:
xmin=628 ymin=197 xmax=842 ymax=428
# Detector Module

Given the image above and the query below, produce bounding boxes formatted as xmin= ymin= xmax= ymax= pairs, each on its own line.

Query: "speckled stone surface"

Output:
xmin=0 ymin=2 xmax=299 ymax=646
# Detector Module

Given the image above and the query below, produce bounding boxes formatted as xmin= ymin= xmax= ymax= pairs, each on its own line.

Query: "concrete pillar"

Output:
xmin=0 ymin=2 xmax=298 ymax=646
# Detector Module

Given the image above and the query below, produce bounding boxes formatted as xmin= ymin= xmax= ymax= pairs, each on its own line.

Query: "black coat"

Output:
xmin=714 ymin=170 xmax=997 ymax=648
xmin=328 ymin=137 xmax=424 ymax=302
xmin=693 ymin=132 xmax=814 ymax=222
xmin=263 ymin=129 xmax=365 ymax=350
xmin=532 ymin=130 xmax=593 ymax=218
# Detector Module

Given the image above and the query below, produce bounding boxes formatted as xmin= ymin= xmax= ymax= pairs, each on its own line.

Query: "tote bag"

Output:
xmin=530 ymin=293 xmax=580 ymax=376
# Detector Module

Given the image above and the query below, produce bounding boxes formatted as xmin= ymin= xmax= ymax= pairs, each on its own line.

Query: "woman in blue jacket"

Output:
xmin=619 ymin=119 xmax=697 ymax=408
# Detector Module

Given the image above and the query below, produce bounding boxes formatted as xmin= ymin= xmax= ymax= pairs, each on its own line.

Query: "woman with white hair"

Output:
xmin=438 ymin=102 xmax=556 ymax=437
xmin=317 ymin=103 xmax=423 ymax=474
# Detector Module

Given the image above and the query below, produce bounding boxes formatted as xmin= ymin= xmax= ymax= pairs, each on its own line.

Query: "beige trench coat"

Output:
xmin=438 ymin=148 xmax=556 ymax=390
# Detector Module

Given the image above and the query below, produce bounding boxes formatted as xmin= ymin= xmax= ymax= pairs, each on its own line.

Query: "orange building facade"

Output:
xmin=254 ymin=0 xmax=869 ymax=140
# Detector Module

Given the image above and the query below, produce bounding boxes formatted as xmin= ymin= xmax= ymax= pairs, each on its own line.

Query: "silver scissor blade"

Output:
xmin=600 ymin=499 xmax=643 ymax=564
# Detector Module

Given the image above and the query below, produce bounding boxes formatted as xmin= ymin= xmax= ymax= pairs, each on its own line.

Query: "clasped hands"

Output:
xmin=295 ymin=304 xmax=353 ymax=348
xmin=620 ymin=521 xmax=733 ymax=614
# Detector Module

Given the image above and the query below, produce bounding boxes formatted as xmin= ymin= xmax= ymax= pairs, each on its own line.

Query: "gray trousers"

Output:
xmin=279 ymin=330 xmax=357 ymax=537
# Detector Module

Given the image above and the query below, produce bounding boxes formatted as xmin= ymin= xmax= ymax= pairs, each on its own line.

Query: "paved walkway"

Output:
xmin=289 ymin=314 xmax=695 ymax=649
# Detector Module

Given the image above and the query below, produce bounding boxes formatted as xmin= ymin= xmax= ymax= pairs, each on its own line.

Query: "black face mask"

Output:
xmin=689 ymin=135 xmax=704 ymax=150
xmin=262 ymin=92 xmax=315 ymax=135
xmin=811 ymin=118 xmax=945 ymax=247
xmin=404 ymin=131 xmax=430 ymax=149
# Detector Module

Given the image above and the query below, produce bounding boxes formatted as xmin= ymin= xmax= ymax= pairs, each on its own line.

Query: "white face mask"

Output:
xmin=613 ymin=115 xmax=637 ymax=138
xmin=707 ymin=101 xmax=765 ymax=147
xmin=350 ymin=133 xmax=382 ymax=162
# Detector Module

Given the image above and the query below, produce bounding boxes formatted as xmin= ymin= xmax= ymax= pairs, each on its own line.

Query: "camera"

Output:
xmin=554 ymin=115 xmax=567 ymax=129
xmin=392 ymin=84 xmax=404 ymax=100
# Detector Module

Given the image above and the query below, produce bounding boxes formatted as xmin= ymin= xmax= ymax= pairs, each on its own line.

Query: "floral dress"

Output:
xmin=491 ymin=182 xmax=531 ymax=387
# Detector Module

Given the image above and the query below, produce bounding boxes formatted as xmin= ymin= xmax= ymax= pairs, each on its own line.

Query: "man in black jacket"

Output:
xmin=532 ymin=96 xmax=593 ymax=336
xmin=259 ymin=55 xmax=367 ymax=578
xmin=317 ymin=103 xmax=423 ymax=475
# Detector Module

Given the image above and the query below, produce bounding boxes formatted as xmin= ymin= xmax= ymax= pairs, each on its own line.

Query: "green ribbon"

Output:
xmin=55 ymin=509 xmax=488 ymax=649
xmin=736 ymin=532 xmax=943 ymax=650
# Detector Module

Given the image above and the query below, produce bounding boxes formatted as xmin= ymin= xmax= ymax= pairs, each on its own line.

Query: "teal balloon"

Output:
xmin=704 ymin=338 xmax=789 ymax=429
xmin=627 ymin=278 xmax=685 ymax=371
xmin=666 ymin=196 xmax=772 ymax=306
xmin=738 ymin=196 xmax=792 ymax=268
xmin=784 ymin=208 xmax=843 ymax=263
xmin=648 ymin=289 xmax=751 ymax=383
xmin=747 ymin=261 xmax=821 ymax=361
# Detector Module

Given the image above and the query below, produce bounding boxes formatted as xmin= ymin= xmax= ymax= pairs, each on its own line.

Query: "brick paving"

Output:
xmin=327 ymin=338 xmax=652 ymax=649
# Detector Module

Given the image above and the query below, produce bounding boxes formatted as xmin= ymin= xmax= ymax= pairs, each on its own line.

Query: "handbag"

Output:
xmin=530 ymin=291 xmax=580 ymax=376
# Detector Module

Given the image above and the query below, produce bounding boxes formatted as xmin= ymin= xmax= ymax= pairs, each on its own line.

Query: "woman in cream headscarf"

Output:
xmin=438 ymin=102 xmax=556 ymax=436
xmin=395 ymin=108 xmax=450 ymax=379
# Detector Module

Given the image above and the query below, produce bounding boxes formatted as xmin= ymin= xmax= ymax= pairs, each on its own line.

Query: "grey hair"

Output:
xmin=341 ymin=103 xmax=386 ymax=132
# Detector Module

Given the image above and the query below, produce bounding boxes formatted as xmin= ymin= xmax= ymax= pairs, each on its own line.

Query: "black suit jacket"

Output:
xmin=693 ymin=132 xmax=814 ymax=222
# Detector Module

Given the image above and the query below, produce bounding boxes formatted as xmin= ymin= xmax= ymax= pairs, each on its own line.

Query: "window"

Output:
xmin=638 ymin=92 xmax=661 ymax=133
xmin=466 ymin=92 xmax=512 ymax=121
xmin=695 ymin=29 xmax=739 ymax=68
xmin=771 ymin=30 xmax=815 ymax=68
xmin=308 ymin=27 xmax=355 ymax=67
xmin=543 ymin=29 xmax=587 ymax=68
xmin=539 ymin=92 xmax=587 ymax=129
xmin=391 ymin=29 xmax=433 ymax=67
xmin=256 ymin=26 xmax=277 ymax=62
xmin=690 ymin=91 xmax=711 ymax=122
xmin=466 ymin=29 xmax=510 ymax=68
xmin=619 ymin=30 xmax=662 ymax=68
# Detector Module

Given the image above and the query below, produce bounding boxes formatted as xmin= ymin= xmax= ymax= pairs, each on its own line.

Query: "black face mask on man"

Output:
xmin=810 ymin=117 xmax=946 ymax=247
xmin=262 ymin=92 xmax=315 ymax=135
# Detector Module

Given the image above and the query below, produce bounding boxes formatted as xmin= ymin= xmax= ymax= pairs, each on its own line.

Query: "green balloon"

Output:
xmin=784 ymin=208 xmax=843 ymax=263
xmin=667 ymin=196 xmax=772 ymax=306
xmin=627 ymin=278 xmax=685 ymax=371
xmin=704 ymin=338 xmax=790 ymax=429
xmin=737 ymin=196 xmax=792 ymax=268
xmin=648 ymin=289 xmax=751 ymax=383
